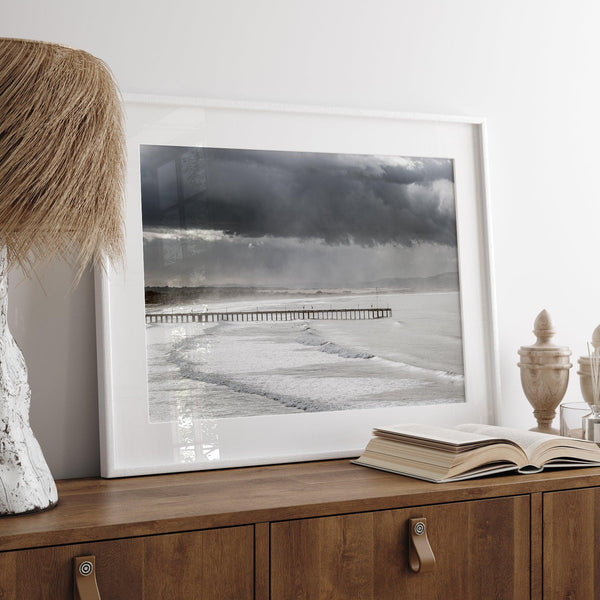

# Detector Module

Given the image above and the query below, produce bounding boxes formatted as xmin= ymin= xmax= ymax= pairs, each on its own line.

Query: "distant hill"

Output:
xmin=363 ymin=272 xmax=459 ymax=292
xmin=145 ymin=272 xmax=459 ymax=306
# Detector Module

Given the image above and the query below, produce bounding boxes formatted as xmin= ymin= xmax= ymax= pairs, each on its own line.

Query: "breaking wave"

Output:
xmin=384 ymin=358 xmax=464 ymax=384
xmin=295 ymin=325 xmax=375 ymax=359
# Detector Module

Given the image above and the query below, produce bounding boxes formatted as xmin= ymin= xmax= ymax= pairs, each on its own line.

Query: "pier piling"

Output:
xmin=146 ymin=307 xmax=392 ymax=324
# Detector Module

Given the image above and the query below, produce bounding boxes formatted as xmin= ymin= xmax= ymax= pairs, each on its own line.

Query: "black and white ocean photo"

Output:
xmin=141 ymin=144 xmax=465 ymax=423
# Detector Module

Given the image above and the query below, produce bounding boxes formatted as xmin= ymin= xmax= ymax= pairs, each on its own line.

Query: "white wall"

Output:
xmin=2 ymin=0 xmax=599 ymax=479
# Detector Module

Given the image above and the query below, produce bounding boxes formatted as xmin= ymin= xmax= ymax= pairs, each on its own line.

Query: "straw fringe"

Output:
xmin=0 ymin=38 xmax=125 ymax=279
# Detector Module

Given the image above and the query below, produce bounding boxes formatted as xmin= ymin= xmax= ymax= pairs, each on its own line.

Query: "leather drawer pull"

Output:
xmin=408 ymin=518 xmax=436 ymax=573
xmin=74 ymin=555 xmax=101 ymax=600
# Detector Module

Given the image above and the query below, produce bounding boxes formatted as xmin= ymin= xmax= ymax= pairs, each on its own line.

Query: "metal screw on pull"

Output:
xmin=78 ymin=560 xmax=94 ymax=576
xmin=413 ymin=521 xmax=425 ymax=535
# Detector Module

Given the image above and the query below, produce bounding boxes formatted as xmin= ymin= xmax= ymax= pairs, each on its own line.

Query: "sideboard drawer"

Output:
xmin=0 ymin=524 xmax=254 ymax=599
xmin=543 ymin=487 xmax=600 ymax=600
xmin=271 ymin=495 xmax=530 ymax=600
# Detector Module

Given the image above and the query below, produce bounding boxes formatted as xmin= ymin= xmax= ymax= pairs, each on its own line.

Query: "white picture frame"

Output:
xmin=95 ymin=94 xmax=500 ymax=478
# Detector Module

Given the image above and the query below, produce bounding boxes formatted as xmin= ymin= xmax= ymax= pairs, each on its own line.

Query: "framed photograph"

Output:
xmin=95 ymin=94 xmax=499 ymax=477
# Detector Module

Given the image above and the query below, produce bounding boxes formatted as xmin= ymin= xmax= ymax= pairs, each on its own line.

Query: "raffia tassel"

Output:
xmin=0 ymin=38 xmax=125 ymax=280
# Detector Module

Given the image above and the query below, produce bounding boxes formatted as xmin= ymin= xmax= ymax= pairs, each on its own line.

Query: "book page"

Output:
xmin=455 ymin=424 xmax=562 ymax=458
xmin=374 ymin=423 xmax=499 ymax=447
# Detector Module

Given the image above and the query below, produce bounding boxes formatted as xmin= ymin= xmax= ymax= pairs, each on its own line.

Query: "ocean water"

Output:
xmin=145 ymin=291 xmax=465 ymax=423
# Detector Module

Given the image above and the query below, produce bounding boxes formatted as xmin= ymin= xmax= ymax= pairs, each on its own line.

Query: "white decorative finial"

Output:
xmin=592 ymin=325 xmax=600 ymax=350
xmin=533 ymin=309 xmax=555 ymax=346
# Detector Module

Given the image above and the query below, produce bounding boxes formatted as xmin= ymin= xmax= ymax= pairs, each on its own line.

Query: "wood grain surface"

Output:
xmin=543 ymin=487 xmax=600 ymax=599
xmin=1 ymin=460 xmax=600 ymax=552
xmin=0 ymin=525 xmax=253 ymax=599
xmin=271 ymin=495 xmax=530 ymax=600
xmin=254 ymin=522 xmax=270 ymax=600
xmin=1 ymin=460 xmax=600 ymax=599
xmin=530 ymin=492 xmax=543 ymax=600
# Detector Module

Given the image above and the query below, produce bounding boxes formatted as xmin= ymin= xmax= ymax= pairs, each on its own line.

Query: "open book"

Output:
xmin=352 ymin=423 xmax=600 ymax=483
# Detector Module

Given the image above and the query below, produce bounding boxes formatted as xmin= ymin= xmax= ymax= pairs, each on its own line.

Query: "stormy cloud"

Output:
xmin=140 ymin=145 xmax=457 ymax=248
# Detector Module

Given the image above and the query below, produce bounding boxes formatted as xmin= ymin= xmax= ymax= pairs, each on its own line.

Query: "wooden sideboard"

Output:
xmin=0 ymin=459 xmax=598 ymax=599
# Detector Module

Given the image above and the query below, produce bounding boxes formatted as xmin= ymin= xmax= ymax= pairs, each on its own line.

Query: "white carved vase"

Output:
xmin=0 ymin=246 xmax=57 ymax=514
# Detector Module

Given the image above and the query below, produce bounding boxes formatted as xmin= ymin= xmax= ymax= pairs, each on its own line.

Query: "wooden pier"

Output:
xmin=145 ymin=307 xmax=392 ymax=324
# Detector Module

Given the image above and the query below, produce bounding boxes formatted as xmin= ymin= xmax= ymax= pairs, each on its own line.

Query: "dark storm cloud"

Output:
xmin=141 ymin=145 xmax=456 ymax=247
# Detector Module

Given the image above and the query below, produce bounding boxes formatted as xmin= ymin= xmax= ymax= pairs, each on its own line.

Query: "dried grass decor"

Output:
xmin=0 ymin=38 xmax=125 ymax=277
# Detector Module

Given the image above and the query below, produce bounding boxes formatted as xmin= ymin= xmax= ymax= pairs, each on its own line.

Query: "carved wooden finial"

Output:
xmin=533 ymin=309 xmax=555 ymax=346
xmin=518 ymin=309 xmax=571 ymax=433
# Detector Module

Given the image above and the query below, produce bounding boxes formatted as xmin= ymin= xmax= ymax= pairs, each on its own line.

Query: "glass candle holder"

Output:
xmin=559 ymin=402 xmax=591 ymax=439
